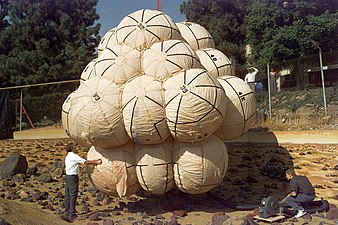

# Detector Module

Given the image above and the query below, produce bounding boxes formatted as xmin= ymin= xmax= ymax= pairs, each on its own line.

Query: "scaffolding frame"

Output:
xmin=0 ymin=79 xmax=79 ymax=131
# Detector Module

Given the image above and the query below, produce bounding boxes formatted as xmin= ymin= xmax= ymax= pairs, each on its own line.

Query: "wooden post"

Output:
xmin=15 ymin=100 xmax=35 ymax=129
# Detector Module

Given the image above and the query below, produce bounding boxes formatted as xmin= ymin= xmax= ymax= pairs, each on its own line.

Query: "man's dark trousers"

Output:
xmin=64 ymin=175 xmax=79 ymax=218
xmin=285 ymin=193 xmax=315 ymax=211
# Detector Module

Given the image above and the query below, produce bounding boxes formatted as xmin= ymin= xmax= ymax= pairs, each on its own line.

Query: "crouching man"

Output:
xmin=282 ymin=169 xmax=315 ymax=218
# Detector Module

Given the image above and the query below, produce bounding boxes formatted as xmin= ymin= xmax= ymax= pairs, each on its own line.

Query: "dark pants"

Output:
xmin=285 ymin=193 xmax=315 ymax=211
xmin=64 ymin=175 xmax=79 ymax=218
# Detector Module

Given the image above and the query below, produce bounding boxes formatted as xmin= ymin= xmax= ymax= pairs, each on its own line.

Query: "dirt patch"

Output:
xmin=0 ymin=137 xmax=337 ymax=225
xmin=0 ymin=197 xmax=69 ymax=225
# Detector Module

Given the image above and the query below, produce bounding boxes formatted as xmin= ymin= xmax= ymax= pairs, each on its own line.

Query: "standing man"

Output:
xmin=269 ymin=68 xmax=279 ymax=93
xmin=62 ymin=143 xmax=102 ymax=222
xmin=244 ymin=67 xmax=258 ymax=93
xmin=282 ymin=169 xmax=315 ymax=218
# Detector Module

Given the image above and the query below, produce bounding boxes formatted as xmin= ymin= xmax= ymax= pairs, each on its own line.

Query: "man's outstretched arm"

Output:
xmin=85 ymin=159 xmax=102 ymax=165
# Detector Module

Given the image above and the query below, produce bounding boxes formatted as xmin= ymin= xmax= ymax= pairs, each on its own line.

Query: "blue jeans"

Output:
xmin=285 ymin=193 xmax=315 ymax=211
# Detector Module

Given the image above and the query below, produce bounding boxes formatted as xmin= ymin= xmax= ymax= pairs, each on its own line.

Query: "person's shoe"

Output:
xmin=68 ymin=214 xmax=77 ymax=222
xmin=67 ymin=217 xmax=75 ymax=223
xmin=60 ymin=214 xmax=76 ymax=223
xmin=60 ymin=214 xmax=71 ymax=222
xmin=295 ymin=209 xmax=307 ymax=218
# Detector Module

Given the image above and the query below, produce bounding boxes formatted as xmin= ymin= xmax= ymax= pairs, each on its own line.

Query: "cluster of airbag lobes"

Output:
xmin=62 ymin=9 xmax=256 ymax=197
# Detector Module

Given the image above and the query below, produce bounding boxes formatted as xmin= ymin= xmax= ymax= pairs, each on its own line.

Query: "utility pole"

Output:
xmin=156 ymin=0 xmax=162 ymax=11
xmin=311 ymin=41 xmax=328 ymax=116
xmin=267 ymin=63 xmax=272 ymax=119
xmin=20 ymin=89 xmax=23 ymax=131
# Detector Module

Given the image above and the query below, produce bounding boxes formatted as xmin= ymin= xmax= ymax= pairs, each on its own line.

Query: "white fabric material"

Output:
xmin=97 ymin=27 xmax=116 ymax=57
xmin=80 ymin=58 xmax=97 ymax=84
xmin=173 ymin=134 xmax=228 ymax=194
xmin=86 ymin=142 xmax=141 ymax=197
xmin=62 ymin=91 xmax=80 ymax=143
xmin=122 ymin=75 xmax=169 ymax=144
xmin=196 ymin=48 xmax=232 ymax=78
xmin=62 ymin=9 xmax=257 ymax=197
xmin=62 ymin=77 xmax=130 ymax=148
xmin=115 ymin=9 xmax=182 ymax=50
xmin=94 ymin=44 xmax=141 ymax=85
xmin=164 ymin=68 xmax=226 ymax=142
xmin=143 ymin=40 xmax=202 ymax=81
xmin=176 ymin=22 xmax=215 ymax=51
xmin=65 ymin=152 xmax=86 ymax=175
xmin=135 ymin=137 xmax=174 ymax=194
xmin=214 ymin=76 xmax=257 ymax=140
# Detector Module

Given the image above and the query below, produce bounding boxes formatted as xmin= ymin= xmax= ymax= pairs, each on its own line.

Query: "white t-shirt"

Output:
xmin=245 ymin=68 xmax=258 ymax=83
xmin=65 ymin=152 xmax=86 ymax=175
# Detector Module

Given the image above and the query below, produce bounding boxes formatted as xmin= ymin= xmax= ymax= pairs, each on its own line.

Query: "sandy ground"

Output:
xmin=0 ymin=127 xmax=337 ymax=225
xmin=13 ymin=126 xmax=338 ymax=144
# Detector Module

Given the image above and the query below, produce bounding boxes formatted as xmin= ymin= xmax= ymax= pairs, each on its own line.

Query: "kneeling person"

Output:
xmin=282 ymin=169 xmax=315 ymax=218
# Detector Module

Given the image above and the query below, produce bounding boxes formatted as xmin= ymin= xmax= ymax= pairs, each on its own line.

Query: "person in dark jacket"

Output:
xmin=282 ymin=169 xmax=315 ymax=218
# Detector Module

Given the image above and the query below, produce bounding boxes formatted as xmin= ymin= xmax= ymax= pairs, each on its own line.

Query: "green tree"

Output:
xmin=0 ymin=0 xmax=10 ymax=86
xmin=0 ymin=0 xmax=100 ymax=86
xmin=245 ymin=0 xmax=338 ymax=68
xmin=180 ymin=0 xmax=248 ymax=65
xmin=0 ymin=0 xmax=10 ymax=30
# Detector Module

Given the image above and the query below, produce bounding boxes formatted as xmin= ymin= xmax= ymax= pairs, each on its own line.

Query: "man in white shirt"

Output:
xmin=244 ymin=67 xmax=258 ymax=93
xmin=62 ymin=143 xmax=102 ymax=222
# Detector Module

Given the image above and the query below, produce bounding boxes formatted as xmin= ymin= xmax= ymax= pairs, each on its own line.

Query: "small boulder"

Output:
xmin=26 ymin=165 xmax=38 ymax=177
xmin=0 ymin=152 xmax=28 ymax=178
xmin=260 ymin=157 xmax=287 ymax=180
xmin=172 ymin=210 xmax=187 ymax=217
xmin=102 ymin=220 xmax=114 ymax=225
xmin=0 ymin=218 xmax=10 ymax=225
xmin=36 ymin=173 xmax=53 ymax=183
xmin=326 ymin=208 xmax=338 ymax=220
xmin=88 ymin=212 xmax=100 ymax=221
xmin=211 ymin=214 xmax=230 ymax=225
xmin=51 ymin=161 xmax=64 ymax=172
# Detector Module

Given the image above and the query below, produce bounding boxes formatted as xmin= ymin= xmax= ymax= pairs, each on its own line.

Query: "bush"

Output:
xmin=255 ymin=86 xmax=337 ymax=112
xmin=9 ymin=85 xmax=338 ymax=130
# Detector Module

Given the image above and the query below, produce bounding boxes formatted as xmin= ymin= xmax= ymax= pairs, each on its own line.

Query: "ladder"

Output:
xmin=15 ymin=100 xmax=35 ymax=130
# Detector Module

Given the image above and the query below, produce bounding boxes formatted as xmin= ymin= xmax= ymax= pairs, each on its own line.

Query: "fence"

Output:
xmin=2 ymin=50 xmax=338 ymax=132
xmin=253 ymin=88 xmax=338 ymax=131
xmin=253 ymin=50 xmax=338 ymax=130
xmin=0 ymin=80 xmax=79 ymax=131
xmin=248 ymin=50 xmax=338 ymax=92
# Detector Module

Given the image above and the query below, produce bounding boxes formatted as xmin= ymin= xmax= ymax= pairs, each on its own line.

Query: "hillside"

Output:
xmin=0 ymin=139 xmax=337 ymax=225
xmin=253 ymin=86 xmax=338 ymax=131
xmin=10 ymin=85 xmax=338 ymax=133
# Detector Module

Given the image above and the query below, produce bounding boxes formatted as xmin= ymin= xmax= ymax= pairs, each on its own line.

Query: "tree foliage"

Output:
xmin=180 ymin=0 xmax=248 ymax=65
xmin=245 ymin=0 xmax=338 ymax=68
xmin=0 ymin=0 xmax=10 ymax=30
xmin=0 ymin=0 xmax=100 ymax=86
xmin=180 ymin=0 xmax=338 ymax=70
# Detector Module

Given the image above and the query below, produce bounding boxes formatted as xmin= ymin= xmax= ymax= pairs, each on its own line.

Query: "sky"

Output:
xmin=96 ymin=0 xmax=186 ymax=36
